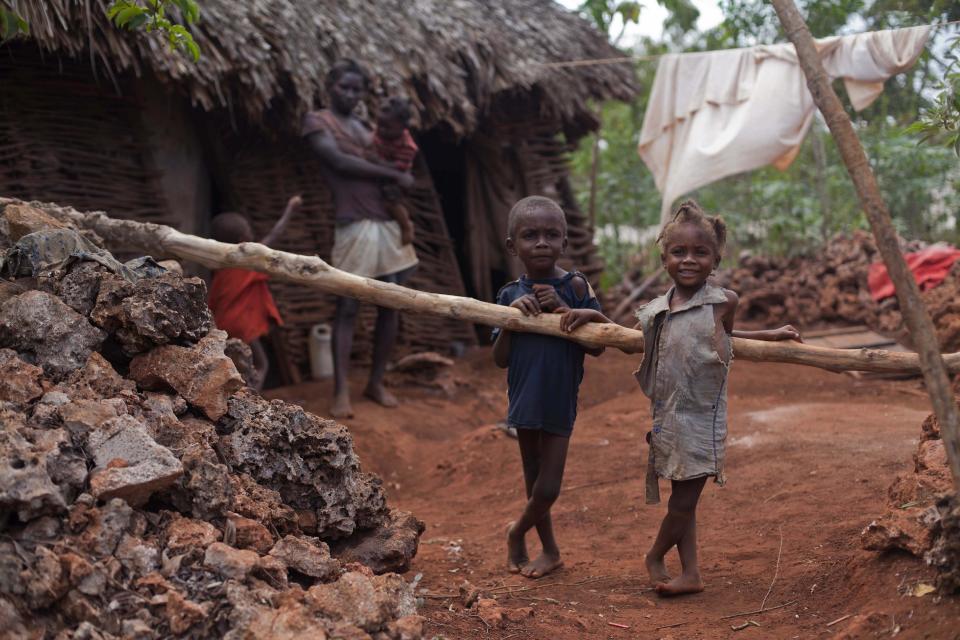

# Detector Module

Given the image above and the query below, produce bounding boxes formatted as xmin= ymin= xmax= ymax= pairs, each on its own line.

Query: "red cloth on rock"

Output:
xmin=868 ymin=245 xmax=960 ymax=302
xmin=208 ymin=268 xmax=283 ymax=342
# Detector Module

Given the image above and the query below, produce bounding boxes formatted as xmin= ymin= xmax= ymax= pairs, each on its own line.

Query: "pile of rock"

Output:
xmin=601 ymin=232 xmax=886 ymax=327
xmin=604 ymin=232 xmax=960 ymax=352
xmin=0 ymin=202 xmax=425 ymax=639
xmin=861 ymin=413 xmax=959 ymax=594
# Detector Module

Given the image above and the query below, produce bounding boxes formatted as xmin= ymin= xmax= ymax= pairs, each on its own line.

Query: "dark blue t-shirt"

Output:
xmin=494 ymin=272 xmax=602 ymax=436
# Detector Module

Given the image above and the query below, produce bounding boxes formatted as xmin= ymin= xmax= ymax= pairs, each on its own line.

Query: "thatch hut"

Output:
xmin=0 ymin=0 xmax=635 ymax=380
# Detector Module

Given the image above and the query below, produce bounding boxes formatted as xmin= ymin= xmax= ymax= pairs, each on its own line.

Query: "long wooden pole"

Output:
xmin=770 ymin=0 xmax=960 ymax=490
xmin=15 ymin=197 xmax=960 ymax=377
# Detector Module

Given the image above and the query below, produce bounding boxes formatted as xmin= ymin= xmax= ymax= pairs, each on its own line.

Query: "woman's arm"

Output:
xmin=307 ymin=130 xmax=413 ymax=186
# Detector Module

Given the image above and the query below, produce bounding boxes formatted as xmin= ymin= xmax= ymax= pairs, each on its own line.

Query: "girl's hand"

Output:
xmin=287 ymin=194 xmax=303 ymax=210
xmin=559 ymin=308 xmax=603 ymax=332
xmin=532 ymin=283 xmax=563 ymax=312
xmin=771 ymin=325 xmax=802 ymax=342
xmin=510 ymin=294 xmax=541 ymax=316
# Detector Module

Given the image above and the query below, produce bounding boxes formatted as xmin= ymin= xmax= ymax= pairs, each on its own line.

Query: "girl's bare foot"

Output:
xmin=654 ymin=574 xmax=704 ymax=597
xmin=331 ymin=392 xmax=354 ymax=419
xmin=363 ymin=383 xmax=399 ymax=408
xmin=645 ymin=553 xmax=671 ymax=586
xmin=505 ymin=522 xmax=528 ymax=574
xmin=520 ymin=552 xmax=563 ymax=579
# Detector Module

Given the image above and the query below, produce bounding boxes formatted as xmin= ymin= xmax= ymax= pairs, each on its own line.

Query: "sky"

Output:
xmin=556 ymin=0 xmax=724 ymax=45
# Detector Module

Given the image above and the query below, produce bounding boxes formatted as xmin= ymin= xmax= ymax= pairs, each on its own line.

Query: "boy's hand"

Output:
xmin=287 ymin=194 xmax=303 ymax=210
xmin=771 ymin=325 xmax=802 ymax=342
xmin=559 ymin=308 xmax=603 ymax=332
xmin=532 ymin=283 xmax=563 ymax=312
xmin=510 ymin=294 xmax=541 ymax=316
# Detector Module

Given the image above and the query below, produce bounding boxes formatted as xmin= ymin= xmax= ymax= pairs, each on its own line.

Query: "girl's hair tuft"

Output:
xmin=656 ymin=199 xmax=727 ymax=257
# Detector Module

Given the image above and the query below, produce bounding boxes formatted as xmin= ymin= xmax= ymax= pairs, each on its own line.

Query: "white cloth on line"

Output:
xmin=638 ymin=26 xmax=932 ymax=224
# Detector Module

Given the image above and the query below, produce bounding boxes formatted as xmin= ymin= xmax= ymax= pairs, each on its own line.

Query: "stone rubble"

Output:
xmin=0 ymin=200 xmax=424 ymax=639
xmin=861 ymin=413 xmax=959 ymax=593
xmin=606 ymin=232 xmax=960 ymax=352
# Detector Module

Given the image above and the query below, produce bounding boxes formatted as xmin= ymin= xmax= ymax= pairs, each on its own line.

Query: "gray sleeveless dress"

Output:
xmin=635 ymin=283 xmax=732 ymax=504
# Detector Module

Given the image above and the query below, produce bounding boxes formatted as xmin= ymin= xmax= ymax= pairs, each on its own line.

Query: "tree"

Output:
xmin=0 ymin=5 xmax=27 ymax=41
xmin=569 ymin=0 xmax=960 ymax=288
xmin=108 ymin=0 xmax=201 ymax=61
xmin=907 ymin=35 xmax=960 ymax=155
xmin=0 ymin=0 xmax=201 ymax=61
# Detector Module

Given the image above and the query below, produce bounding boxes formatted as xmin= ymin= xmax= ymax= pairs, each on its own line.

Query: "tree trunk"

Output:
xmin=15 ymin=197 xmax=960 ymax=378
xmin=770 ymin=0 xmax=960 ymax=491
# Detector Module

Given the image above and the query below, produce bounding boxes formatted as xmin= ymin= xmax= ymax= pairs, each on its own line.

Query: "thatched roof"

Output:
xmin=8 ymin=0 xmax=637 ymax=136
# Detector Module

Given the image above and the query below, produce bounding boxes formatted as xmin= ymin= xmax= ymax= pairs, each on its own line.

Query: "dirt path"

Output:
xmin=268 ymin=349 xmax=960 ymax=639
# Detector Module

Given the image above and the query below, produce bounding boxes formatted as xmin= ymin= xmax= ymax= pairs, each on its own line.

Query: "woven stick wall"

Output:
xmin=213 ymin=127 xmax=475 ymax=372
xmin=0 ymin=47 xmax=175 ymax=235
xmin=463 ymin=118 xmax=603 ymax=303
xmin=497 ymin=120 xmax=604 ymax=291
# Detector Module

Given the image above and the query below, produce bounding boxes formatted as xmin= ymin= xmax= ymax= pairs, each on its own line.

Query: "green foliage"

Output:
xmin=0 ymin=5 xmax=29 ymax=42
xmin=577 ymin=0 xmax=644 ymax=44
xmin=907 ymin=35 xmax=960 ymax=155
xmin=569 ymin=0 xmax=960 ymax=286
xmin=107 ymin=0 xmax=201 ymax=61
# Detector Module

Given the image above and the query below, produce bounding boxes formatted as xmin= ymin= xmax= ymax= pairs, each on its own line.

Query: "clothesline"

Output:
xmin=534 ymin=17 xmax=960 ymax=69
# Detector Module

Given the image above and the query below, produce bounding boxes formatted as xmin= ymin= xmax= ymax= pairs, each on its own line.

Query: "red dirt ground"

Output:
xmin=268 ymin=348 xmax=960 ymax=639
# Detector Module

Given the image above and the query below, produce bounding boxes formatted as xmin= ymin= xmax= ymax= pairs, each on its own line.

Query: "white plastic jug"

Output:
xmin=309 ymin=323 xmax=334 ymax=380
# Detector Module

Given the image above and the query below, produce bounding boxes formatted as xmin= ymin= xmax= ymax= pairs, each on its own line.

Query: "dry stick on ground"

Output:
xmin=769 ymin=0 xmax=960 ymax=493
xmin=760 ymin=525 xmax=784 ymax=612
xmin=718 ymin=599 xmax=799 ymax=621
xmin=21 ymin=197 xmax=960 ymax=376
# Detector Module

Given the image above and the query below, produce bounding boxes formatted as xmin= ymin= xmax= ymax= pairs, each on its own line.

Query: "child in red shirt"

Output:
xmin=371 ymin=97 xmax=418 ymax=246
xmin=208 ymin=195 xmax=301 ymax=390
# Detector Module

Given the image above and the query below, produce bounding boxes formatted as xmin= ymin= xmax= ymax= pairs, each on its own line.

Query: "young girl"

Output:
xmin=635 ymin=200 xmax=800 ymax=596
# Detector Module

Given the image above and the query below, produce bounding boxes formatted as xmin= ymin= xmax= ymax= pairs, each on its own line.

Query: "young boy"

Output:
xmin=371 ymin=97 xmax=418 ymax=246
xmin=207 ymin=195 xmax=301 ymax=391
xmin=493 ymin=195 xmax=607 ymax=579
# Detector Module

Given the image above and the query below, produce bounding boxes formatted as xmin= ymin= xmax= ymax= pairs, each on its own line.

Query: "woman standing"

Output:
xmin=303 ymin=59 xmax=417 ymax=418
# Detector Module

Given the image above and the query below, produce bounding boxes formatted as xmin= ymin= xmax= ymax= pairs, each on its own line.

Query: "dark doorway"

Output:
xmin=417 ymin=127 xmax=476 ymax=300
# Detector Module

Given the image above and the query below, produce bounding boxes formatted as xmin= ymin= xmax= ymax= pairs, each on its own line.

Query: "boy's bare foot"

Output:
xmin=505 ymin=522 xmax=528 ymax=574
xmin=363 ymin=383 xmax=399 ymax=408
xmin=331 ymin=392 xmax=354 ymax=419
xmin=520 ymin=552 xmax=563 ymax=579
xmin=645 ymin=553 xmax=671 ymax=586
xmin=654 ymin=574 xmax=704 ymax=597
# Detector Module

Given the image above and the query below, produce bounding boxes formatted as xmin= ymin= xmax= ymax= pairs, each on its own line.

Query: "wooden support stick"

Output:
xmin=12 ymin=198 xmax=960 ymax=376
xmin=770 ymin=0 xmax=960 ymax=492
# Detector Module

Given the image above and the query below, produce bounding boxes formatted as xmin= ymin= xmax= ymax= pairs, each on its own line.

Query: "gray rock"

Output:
xmin=0 ymin=413 xmax=82 ymax=521
xmin=333 ymin=510 xmax=425 ymax=575
xmin=89 ymin=272 xmax=211 ymax=356
xmin=87 ymin=415 xmax=183 ymax=507
xmin=269 ymin=535 xmax=341 ymax=582
xmin=0 ymin=290 xmax=105 ymax=378
xmin=218 ymin=391 xmax=388 ymax=539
